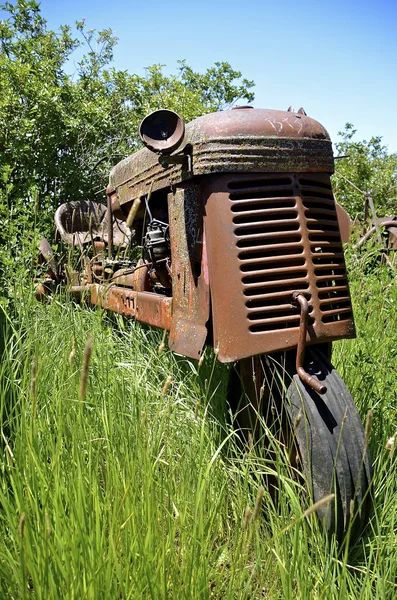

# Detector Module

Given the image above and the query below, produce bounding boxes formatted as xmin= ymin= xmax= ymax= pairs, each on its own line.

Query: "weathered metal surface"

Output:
xmin=108 ymin=108 xmax=334 ymax=207
xmin=168 ymin=186 xmax=210 ymax=359
xmin=379 ymin=217 xmax=397 ymax=250
xmin=139 ymin=109 xmax=185 ymax=154
xmin=354 ymin=217 xmax=397 ymax=250
xmin=35 ymin=238 xmax=59 ymax=301
xmin=108 ymin=189 xmax=130 ymax=220
xmin=38 ymin=238 xmax=58 ymax=282
xmin=110 ymin=261 xmax=151 ymax=291
xmin=55 ymin=200 xmax=131 ymax=247
xmin=292 ymin=292 xmax=327 ymax=394
xmin=88 ymin=285 xmax=172 ymax=330
xmin=335 ymin=203 xmax=351 ymax=243
xmin=388 ymin=225 xmax=397 ymax=249
xmin=203 ymin=172 xmax=355 ymax=363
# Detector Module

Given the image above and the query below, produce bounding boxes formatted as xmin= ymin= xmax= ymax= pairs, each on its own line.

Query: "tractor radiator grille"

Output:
xmin=228 ymin=175 xmax=353 ymax=333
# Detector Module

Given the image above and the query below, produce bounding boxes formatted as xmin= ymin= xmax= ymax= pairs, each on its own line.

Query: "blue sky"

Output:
xmin=5 ymin=0 xmax=397 ymax=151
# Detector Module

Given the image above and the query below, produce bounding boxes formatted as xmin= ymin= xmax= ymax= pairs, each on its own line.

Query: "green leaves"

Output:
xmin=0 ymin=0 xmax=255 ymax=293
xmin=333 ymin=124 xmax=397 ymax=221
xmin=178 ymin=59 xmax=255 ymax=110
xmin=0 ymin=0 xmax=256 ymax=213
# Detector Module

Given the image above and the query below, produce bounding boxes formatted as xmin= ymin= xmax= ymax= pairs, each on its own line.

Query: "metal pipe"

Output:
xmin=292 ymin=292 xmax=327 ymax=395
xmin=353 ymin=220 xmax=397 ymax=249
xmin=126 ymin=198 xmax=142 ymax=229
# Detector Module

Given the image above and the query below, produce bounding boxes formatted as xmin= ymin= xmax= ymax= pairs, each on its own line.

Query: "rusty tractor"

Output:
xmin=38 ymin=106 xmax=372 ymax=540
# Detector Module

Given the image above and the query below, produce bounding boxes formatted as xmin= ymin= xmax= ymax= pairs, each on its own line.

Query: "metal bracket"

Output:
xmin=159 ymin=150 xmax=192 ymax=176
xmin=292 ymin=292 xmax=327 ymax=394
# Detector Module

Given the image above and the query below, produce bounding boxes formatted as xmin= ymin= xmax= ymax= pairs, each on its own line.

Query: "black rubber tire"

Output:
xmin=286 ymin=348 xmax=372 ymax=541
xmin=229 ymin=348 xmax=372 ymax=541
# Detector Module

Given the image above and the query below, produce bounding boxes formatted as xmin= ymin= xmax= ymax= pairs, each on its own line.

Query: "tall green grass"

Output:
xmin=0 ymin=248 xmax=396 ymax=599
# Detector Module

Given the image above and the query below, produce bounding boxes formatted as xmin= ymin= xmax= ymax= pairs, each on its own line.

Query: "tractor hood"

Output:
xmin=108 ymin=107 xmax=334 ymax=207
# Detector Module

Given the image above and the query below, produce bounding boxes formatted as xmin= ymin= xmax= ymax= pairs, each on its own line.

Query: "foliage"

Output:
xmin=332 ymin=123 xmax=397 ymax=221
xmin=0 ymin=0 xmax=254 ymax=294
xmin=0 ymin=0 xmax=254 ymax=209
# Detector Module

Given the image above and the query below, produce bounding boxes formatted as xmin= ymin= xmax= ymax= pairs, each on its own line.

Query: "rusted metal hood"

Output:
xmin=109 ymin=108 xmax=334 ymax=206
xmin=188 ymin=107 xmax=330 ymax=140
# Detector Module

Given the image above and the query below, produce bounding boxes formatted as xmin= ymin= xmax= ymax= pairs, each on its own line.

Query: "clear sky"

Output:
xmin=5 ymin=0 xmax=397 ymax=151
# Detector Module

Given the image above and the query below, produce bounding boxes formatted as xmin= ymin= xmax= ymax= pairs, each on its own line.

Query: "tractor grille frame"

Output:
xmin=203 ymin=173 xmax=355 ymax=362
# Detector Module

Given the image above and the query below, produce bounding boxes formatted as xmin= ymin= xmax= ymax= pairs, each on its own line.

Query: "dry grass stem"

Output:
xmin=198 ymin=348 xmax=206 ymax=369
xmin=45 ymin=512 xmax=53 ymax=537
xmin=79 ymin=334 xmax=93 ymax=402
xmin=31 ymin=356 xmax=37 ymax=421
xmin=31 ymin=355 xmax=37 ymax=400
xmin=68 ymin=342 xmax=76 ymax=366
xmin=248 ymin=432 xmax=253 ymax=453
xmin=19 ymin=513 xmax=25 ymax=538
xmin=161 ymin=375 xmax=172 ymax=397
xmin=252 ymin=486 xmax=264 ymax=521
xmin=350 ymin=499 xmax=355 ymax=520
xmin=303 ymin=494 xmax=335 ymax=519
xmin=242 ymin=506 xmax=251 ymax=530
xmin=293 ymin=411 xmax=302 ymax=432
xmin=365 ymin=409 xmax=374 ymax=443
xmin=1 ymin=430 xmax=14 ymax=459
xmin=126 ymin=198 xmax=142 ymax=229
xmin=34 ymin=191 xmax=39 ymax=215
xmin=386 ymin=435 xmax=395 ymax=453
xmin=158 ymin=330 xmax=167 ymax=354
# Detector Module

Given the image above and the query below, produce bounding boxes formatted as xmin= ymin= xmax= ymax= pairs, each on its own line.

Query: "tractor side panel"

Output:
xmin=168 ymin=185 xmax=210 ymax=360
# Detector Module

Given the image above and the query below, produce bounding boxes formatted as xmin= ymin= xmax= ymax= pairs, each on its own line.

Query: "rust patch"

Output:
xmin=90 ymin=285 xmax=172 ymax=330
xmin=168 ymin=186 xmax=210 ymax=359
